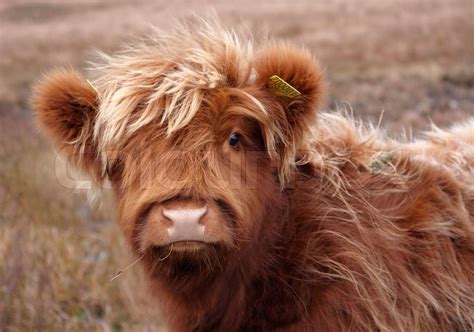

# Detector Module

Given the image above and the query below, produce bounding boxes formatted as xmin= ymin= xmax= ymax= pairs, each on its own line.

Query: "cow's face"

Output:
xmin=33 ymin=38 xmax=324 ymax=281
xmin=108 ymin=93 xmax=281 ymax=278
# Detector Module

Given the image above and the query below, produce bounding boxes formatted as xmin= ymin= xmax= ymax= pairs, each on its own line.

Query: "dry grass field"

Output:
xmin=0 ymin=0 xmax=473 ymax=330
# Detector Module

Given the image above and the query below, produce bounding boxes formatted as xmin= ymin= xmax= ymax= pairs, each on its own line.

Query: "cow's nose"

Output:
xmin=162 ymin=206 xmax=207 ymax=242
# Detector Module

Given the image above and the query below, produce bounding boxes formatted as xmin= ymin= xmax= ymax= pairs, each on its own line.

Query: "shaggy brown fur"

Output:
xmin=33 ymin=19 xmax=473 ymax=331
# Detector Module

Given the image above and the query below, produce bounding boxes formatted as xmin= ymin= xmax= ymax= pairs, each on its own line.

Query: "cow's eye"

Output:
xmin=228 ymin=133 xmax=240 ymax=147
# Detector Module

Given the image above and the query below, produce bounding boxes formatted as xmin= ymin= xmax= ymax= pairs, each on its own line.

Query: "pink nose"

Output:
xmin=162 ymin=206 xmax=208 ymax=243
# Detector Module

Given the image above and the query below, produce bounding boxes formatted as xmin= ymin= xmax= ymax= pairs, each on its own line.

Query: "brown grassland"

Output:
xmin=0 ymin=0 xmax=473 ymax=331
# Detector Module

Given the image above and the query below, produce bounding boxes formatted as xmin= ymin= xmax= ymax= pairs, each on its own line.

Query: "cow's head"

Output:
xmin=33 ymin=23 xmax=324 ymax=283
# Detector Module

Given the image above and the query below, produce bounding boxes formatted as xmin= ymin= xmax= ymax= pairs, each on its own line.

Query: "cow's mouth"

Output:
xmin=166 ymin=240 xmax=207 ymax=251
xmin=145 ymin=241 xmax=230 ymax=277
xmin=149 ymin=240 xmax=219 ymax=257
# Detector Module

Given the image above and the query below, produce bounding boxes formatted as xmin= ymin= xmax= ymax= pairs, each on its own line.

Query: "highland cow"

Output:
xmin=33 ymin=20 xmax=473 ymax=331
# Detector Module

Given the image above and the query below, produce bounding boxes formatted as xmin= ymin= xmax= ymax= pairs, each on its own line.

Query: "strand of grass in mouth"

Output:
xmin=158 ymin=243 xmax=174 ymax=261
xmin=109 ymin=244 xmax=174 ymax=282
xmin=109 ymin=253 xmax=145 ymax=282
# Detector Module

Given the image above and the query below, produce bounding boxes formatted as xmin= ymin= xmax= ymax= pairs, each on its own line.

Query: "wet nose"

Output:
xmin=162 ymin=206 xmax=208 ymax=242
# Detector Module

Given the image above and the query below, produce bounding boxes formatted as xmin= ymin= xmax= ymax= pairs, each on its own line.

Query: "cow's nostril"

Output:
xmin=162 ymin=205 xmax=208 ymax=225
xmin=161 ymin=206 xmax=208 ymax=243
xmin=162 ymin=205 xmax=207 ymax=243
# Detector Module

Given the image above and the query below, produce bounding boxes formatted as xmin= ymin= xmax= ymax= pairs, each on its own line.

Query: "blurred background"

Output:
xmin=0 ymin=0 xmax=472 ymax=330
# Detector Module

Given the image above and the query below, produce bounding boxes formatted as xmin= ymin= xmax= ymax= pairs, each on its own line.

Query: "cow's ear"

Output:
xmin=254 ymin=43 xmax=325 ymax=134
xmin=253 ymin=44 xmax=325 ymax=184
xmin=32 ymin=69 xmax=103 ymax=181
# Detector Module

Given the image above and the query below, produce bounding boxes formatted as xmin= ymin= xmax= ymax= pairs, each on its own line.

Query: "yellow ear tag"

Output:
xmin=268 ymin=75 xmax=301 ymax=98
xmin=86 ymin=79 xmax=99 ymax=95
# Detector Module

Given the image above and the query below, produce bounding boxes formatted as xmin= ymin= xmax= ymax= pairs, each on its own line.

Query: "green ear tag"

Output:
xmin=86 ymin=79 xmax=99 ymax=95
xmin=268 ymin=75 xmax=301 ymax=98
